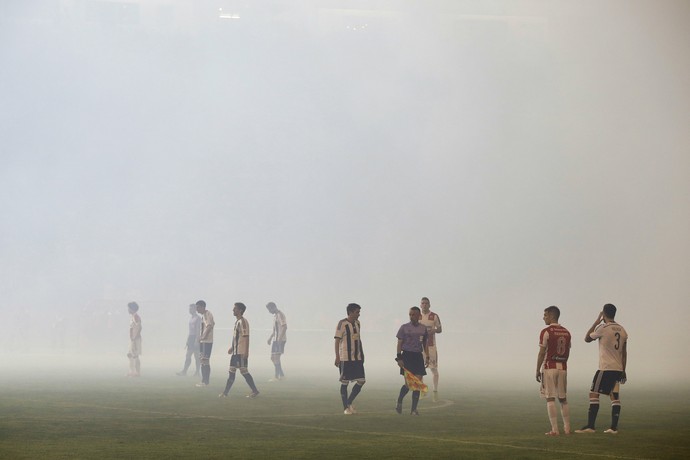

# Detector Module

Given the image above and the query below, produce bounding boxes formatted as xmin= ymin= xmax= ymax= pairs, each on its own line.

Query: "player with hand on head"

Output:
xmin=334 ymin=303 xmax=365 ymax=415
xmin=536 ymin=306 xmax=572 ymax=436
xmin=575 ymin=304 xmax=628 ymax=434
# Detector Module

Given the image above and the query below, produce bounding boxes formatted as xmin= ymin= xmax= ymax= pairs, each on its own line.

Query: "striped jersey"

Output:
xmin=420 ymin=311 xmax=441 ymax=347
xmin=232 ymin=317 xmax=250 ymax=356
xmin=590 ymin=322 xmax=628 ymax=371
xmin=335 ymin=318 xmax=363 ymax=362
xmin=539 ymin=323 xmax=571 ymax=370
xmin=272 ymin=310 xmax=287 ymax=342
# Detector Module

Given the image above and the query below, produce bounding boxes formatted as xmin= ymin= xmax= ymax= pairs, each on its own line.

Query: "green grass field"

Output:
xmin=1 ymin=372 xmax=689 ymax=459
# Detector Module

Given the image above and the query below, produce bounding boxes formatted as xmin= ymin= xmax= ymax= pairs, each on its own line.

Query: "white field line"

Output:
xmin=19 ymin=399 xmax=652 ymax=460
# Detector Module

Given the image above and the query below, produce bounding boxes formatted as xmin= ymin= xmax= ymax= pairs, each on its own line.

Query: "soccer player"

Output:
xmin=126 ymin=302 xmax=142 ymax=377
xmin=195 ymin=300 xmax=215 ymax=387
xmin=334 ymin=303 xmax=365 ymax=415
xmin=419 ymin=297 xmax=442 ymax=402
xmin=177 ymin=304 xmax=201 ymax=377
xmin=219 ymin=302 xmax=260 ymax=398
xmin=575 ymin=304 xmax=628 ymax=434
xmin=395 ymin=306 xmax=429 ymax=415
xmin=536 ymin=306 xmax=572 ymax=436
xmin=266 ymin=302 xmax=287 ymax=381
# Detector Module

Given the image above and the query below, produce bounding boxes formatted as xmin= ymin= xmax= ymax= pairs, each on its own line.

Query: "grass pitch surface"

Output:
xmin=1 ymin=373 xmax=689 ymax=459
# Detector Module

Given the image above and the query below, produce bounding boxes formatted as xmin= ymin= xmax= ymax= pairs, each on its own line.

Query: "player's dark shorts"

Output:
xmin=271 ymin=341 xmax=286 ymax=354
xmin=339 ymin=360 xmax=365 ymax=382
xmin=400 ymin=351 xmax=426 ymax=377
xmin=200 ymin=342 xmax=213 ymax=359
xmin=230 ymin=354 xmax=248 ymax=369
xmin=590 ymin=370 xmax=623 ymax=395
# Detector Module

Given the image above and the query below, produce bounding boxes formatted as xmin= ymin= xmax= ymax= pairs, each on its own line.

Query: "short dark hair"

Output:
xmin=421 ymin=297 xmax=430 ymax=302
xmin=410 ymin=306 xmax=421 ymax=314
xmin=603 ymin=303 xmax=617 ymax=319
xmin=195 ymin=300 xmax=206 ymax=309
xmin=235 ymin=302 xmax=247 ymax=313
xmin=266 ymin=302 xmax=277 ymax=311
xmin=127 ymin=302 xmax=139 ymax=312
xmin=544 ymin=305 xmax=560 ymax=320
xmin=346 ymin=303 xmax=361 ymax=314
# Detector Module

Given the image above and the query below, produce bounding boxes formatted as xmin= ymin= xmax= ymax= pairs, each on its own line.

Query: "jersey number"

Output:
xmin=614 ymin=332 xmax=621 ymax=350
xmin=556 ymin=336 xmax=568 ymax=355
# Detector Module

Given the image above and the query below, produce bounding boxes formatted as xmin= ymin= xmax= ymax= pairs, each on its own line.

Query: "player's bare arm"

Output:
xmin=334 ymin=337 xmax=341 ymax=367
xmin=536 ymin=346 xmax=546 ymax=382
xmin=584 ymin=311 xmax=604 ymax=342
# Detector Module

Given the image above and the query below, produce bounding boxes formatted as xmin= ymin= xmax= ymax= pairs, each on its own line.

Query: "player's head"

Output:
xmin=195 ymin=300 xmax=206 ymax=313
xmin=266 ymin=302 xmax=277 ymax=313
xmin=127 ymin=302 xmax=139 ymax=313
xmin=234 ymin=302 xmax=247 ymax=317
xmin=188 ymin=303 xmax=197 ymax=314
xmin=409 ymin=306 xmax=421 ymax=323
xmin=420 ymin=297 xmax=430 ymax=312
xmin=543 ymin=305 xmax=560 ymax=323
xmin=603 ymin=303 xmax=617 ymax=320
xmin=346 ymin=303 xmax=361 ymax=317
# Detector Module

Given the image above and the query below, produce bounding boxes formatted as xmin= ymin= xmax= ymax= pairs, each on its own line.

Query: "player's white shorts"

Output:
xmin=423 ymin=346 xmax=438 ymax=369
xmin=128 ymin=338 xmax=142 ymax=358
xmin=540 ymin=369 xmax=567 ymax=399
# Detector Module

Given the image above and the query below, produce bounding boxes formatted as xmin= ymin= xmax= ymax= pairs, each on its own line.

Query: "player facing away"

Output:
xmin=219 ymin=302 xmax=260 ymax=399
xmin=536 ymin=306 xmax=572 ymax=436
xmin=334 ymin=303 xmax=365 ymax=415
xmin=395 ymin=307 xmax=429 ymax=415
xmin=127 ymin=302 xmax=142 ymax=377
xmin=266 ymin=302 xmax=287 ymax=381
xmin=419 ymin=297 xmax=442 ymax=402
xmin=575 ymin=304 xmax=628 ymax=434
xmin=177 ymin=304 xmax=201 ymax=377
xmin=195 ymin=300 xmax=215 ymax=387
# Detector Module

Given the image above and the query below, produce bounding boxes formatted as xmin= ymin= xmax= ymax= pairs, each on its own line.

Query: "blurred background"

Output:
xmin=1 ymin=0 xmax=688 ymax=388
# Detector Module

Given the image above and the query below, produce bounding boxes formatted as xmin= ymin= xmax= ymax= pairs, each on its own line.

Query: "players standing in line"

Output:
xmin=575 ymin=304 xmax=629 ymax=434
xmin=266 ymin=302 xmax=287 ymax=381
xmin=334 ymin=303 xmax=365 ymax=415
xmin=195 ymin=300 xmax=215 ymax=387
xmin=419 ymin=297 xmax=442 ymax=402
xmin=219 ymin=302 xmax=260 ymax=399
xmin=177 ymin=304 xmax=201 ymax=377
xmin=536 ymin=306 xmax=572 ymax=436
xmin=395 ymin=307 xmax=429 ymax=415
xmin=127 ymin=302 xmax=142 ymax=377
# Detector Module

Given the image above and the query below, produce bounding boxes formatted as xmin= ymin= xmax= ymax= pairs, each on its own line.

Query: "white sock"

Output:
xmin=560 ymin=401 xmax=571 ymax=433
xmin=547 ymin=401 xmax=558 ymax=433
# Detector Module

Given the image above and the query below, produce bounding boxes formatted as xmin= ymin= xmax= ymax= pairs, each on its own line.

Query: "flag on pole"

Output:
xmin=403 ymin=368 xmax=428 ymax=395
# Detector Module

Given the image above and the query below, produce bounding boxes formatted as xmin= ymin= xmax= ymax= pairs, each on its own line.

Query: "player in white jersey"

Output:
xmin=195 ymin=300 xmax=214 ymax=387
xmin=419 ymin=297 xmax=442 ymax=402
xmin=575 ymin=304 xmax=628 ymax=434
xmin=127 ymin=302 xmax=142 ymax=377
xmin=177 ymin=304 xmax=201 ymax=377
xmin=220 ymin=302 xmax=260 ymax=398
xmin=266 ymin=302 xmax=287 ymax=381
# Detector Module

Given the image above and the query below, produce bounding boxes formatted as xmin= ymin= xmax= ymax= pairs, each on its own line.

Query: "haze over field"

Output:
xmin=1 ymin=1 xmax=688 ymax=388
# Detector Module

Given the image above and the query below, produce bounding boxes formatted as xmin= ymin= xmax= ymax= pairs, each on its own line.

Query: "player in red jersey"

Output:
xmin=536 ymin=306 xmax=572 ymax=436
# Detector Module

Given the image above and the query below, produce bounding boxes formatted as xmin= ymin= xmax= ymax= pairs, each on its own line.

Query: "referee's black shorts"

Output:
xmin=400 ymin=351 xmax=426 ymax=377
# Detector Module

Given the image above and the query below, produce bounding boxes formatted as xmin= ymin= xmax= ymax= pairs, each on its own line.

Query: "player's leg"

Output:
xmin=198 ymin=343 xmax=212 ymax=386
xmin=192 ymin=345 xmax=200 ymax=376
xmin=542 ymin=370 xmax=560 ymax=435
xmin=606 ymin=381 xmax=622 ymax=433
xmin=179 ymin=344 xmax=193 ymax=375
xmin=346 ymin=365 xmax=365 ymax=412
xmin=428 ymin=346 xmax=439 ymax=401
xmin=558 ymin=370 xmax=570 ymax=434
xmin=221 ymin=366 xmax=237 ymax=397
xmin=576 ymin=371 xmax=606 ymax=433
xmin=240 ymin=359 xmax=259 ymax=398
